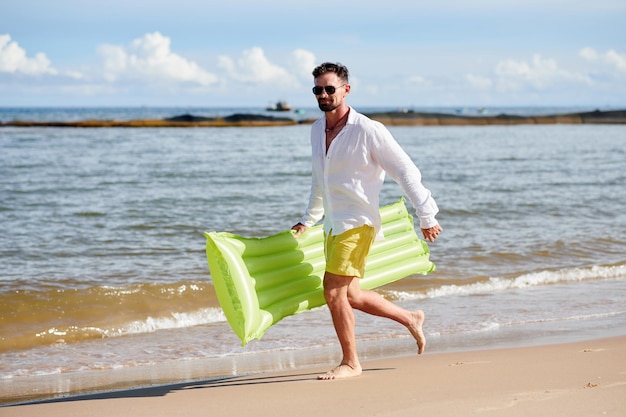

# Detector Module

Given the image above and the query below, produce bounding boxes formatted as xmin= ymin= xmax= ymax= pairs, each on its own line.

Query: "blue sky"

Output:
xmin=1 ymin=0 xmax=625 ymax=108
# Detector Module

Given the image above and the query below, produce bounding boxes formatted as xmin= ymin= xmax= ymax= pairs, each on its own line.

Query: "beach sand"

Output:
xmin=3 ymin=336 xmax=624 ymax=417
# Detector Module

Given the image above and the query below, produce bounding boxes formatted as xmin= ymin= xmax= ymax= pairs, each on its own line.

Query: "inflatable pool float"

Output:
xmin=204 ymin=198 xmax=435 ymax=345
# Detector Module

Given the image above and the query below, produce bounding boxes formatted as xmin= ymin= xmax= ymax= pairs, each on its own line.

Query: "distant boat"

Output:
xmin=266 ymin=101 xmax=292 ymax=111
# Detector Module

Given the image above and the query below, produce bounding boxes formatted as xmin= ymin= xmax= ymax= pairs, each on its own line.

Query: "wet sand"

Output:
xmin=3 ymin=335 xmax=624 ymax=417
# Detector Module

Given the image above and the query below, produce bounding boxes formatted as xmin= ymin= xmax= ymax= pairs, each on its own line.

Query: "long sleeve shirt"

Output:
xmin=299 ymin=107 xmax=439 ymax=240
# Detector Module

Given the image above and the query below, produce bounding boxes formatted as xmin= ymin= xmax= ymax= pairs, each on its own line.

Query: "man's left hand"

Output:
xmin=421 ymin=224 xmax=442 ymax=243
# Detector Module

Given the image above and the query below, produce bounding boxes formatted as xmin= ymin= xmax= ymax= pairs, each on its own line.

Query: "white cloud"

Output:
xmin=0 ymin=34 xmax=57 ymax=75
xmin=579 ymin=47 xmax=599 ymax=61
xmin=580 ymin=47 xmax=626 ymax=72
xmin=466 ymin=73 xmax=492 ymax=89
xmin=98 ymin=32 xmax=217 ymax=86
xmin=408 ymin=75 xmax=429 ymax=86
xmin=493 ymin=54 xmax=591 ymax=92
xmin=218 ymin=47 xmax=297 ymax=85
xmin=289 ymin=49 xmax=317 ymax=81
xmin=606 ymin=50 xmax=626 ymax=71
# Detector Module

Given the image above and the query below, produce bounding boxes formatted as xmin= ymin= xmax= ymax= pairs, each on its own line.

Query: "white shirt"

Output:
xmin=299 ymin=107 xmax=439 ymax=239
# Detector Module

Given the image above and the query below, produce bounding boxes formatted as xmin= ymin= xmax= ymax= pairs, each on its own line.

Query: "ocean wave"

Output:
xmin=388 ymin=264 xmax=626 ymax=301
xmin=120 ymin=308 xmax=225 ymax=335
xmin=2 ymin=307 xmax=225 ymax=355
xmin=0 ymin=280 xmax=224 ymax=354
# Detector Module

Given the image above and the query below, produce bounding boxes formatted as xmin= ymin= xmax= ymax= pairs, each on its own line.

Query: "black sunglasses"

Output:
xmin=312 ymin=85 xmax=345 ymax=95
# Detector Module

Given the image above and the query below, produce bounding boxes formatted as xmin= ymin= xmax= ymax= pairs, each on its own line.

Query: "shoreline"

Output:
xmin=3 ymin=311 xmax=625 ymax=406
xmin=2 ymin=302 xmax=625 ymax=407
xmin=1 ymin=109 xmax=625 ymax=128
xmin=3 ymin=335 xmax=624 ymax=416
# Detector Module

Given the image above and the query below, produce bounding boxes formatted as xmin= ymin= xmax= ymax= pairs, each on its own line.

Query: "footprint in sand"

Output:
xmin=448 ymin=361 xmax=491 ymax=367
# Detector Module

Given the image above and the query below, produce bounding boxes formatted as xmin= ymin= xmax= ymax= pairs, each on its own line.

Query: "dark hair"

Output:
xmin=312 ymin=62 xmax=349 ymax=83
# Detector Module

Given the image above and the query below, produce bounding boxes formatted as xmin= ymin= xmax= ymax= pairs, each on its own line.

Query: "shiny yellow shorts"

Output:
xmin=324 ymin=225 xmax=376 ymax=278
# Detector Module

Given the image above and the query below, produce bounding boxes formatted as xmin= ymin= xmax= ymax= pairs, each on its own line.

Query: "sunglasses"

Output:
xmin=312 ymin=84 xmax=346 ymax=95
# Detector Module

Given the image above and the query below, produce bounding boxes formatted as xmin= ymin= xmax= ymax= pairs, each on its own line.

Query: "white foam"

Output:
xmin=391 ymin=264 xmax=626 ymax=301
xmin=114 ymin=307 xmax=226 ymax=336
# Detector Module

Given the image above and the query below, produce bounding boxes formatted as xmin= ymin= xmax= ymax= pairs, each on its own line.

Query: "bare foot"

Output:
xmin=408 ymin=310 xmax=426 ymax=355
xmin=317 ymin=363 xmax=362 ymax=380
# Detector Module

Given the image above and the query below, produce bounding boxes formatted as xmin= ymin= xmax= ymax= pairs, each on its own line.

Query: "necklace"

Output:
xmin=325 ymin=110 xmax=350 ymax=133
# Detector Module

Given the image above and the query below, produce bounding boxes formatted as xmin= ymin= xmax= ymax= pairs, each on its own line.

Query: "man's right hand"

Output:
xmin=291 ymin=223 xmax=308 ymax=238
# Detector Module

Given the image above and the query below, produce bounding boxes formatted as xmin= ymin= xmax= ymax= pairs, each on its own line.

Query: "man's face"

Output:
xmin=313 ymin=73 xmax=349 ymax=112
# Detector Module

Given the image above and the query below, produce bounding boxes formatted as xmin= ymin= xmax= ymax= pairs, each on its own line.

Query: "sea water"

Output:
xmin=1 ymin=107 xmax=625 ymax=403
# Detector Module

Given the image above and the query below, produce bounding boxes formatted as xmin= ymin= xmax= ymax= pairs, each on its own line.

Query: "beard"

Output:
xmin=317 ymin=100 xmax=339 ymax=112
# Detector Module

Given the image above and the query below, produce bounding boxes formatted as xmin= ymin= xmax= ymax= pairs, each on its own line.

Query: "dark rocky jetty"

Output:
xmin=2 ymin=110 xmax=625 ymax=128
xmin=363 ymin=110 xmax=626 ymax=126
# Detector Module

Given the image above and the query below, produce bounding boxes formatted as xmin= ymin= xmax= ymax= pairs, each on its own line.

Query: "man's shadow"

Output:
xmin=8 ymin=368 xmax=394 ymax=406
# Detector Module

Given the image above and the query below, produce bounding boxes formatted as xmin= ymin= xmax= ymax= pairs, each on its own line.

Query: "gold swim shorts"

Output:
xmin=324 ymin=225 xmax=376 ymax=278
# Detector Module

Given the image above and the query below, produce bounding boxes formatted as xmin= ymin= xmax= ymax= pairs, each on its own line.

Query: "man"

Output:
xmin=292 ymin=62 xmax=442 ymax=380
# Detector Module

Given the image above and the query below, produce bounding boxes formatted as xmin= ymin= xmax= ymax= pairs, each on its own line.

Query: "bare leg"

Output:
xmin=318 ymin=272 xmax=363 ymax=380
xmin=346 ymin=278 xmax=426 ymax=354
xmin=318 ymin=272 xmax=426 ymax=380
